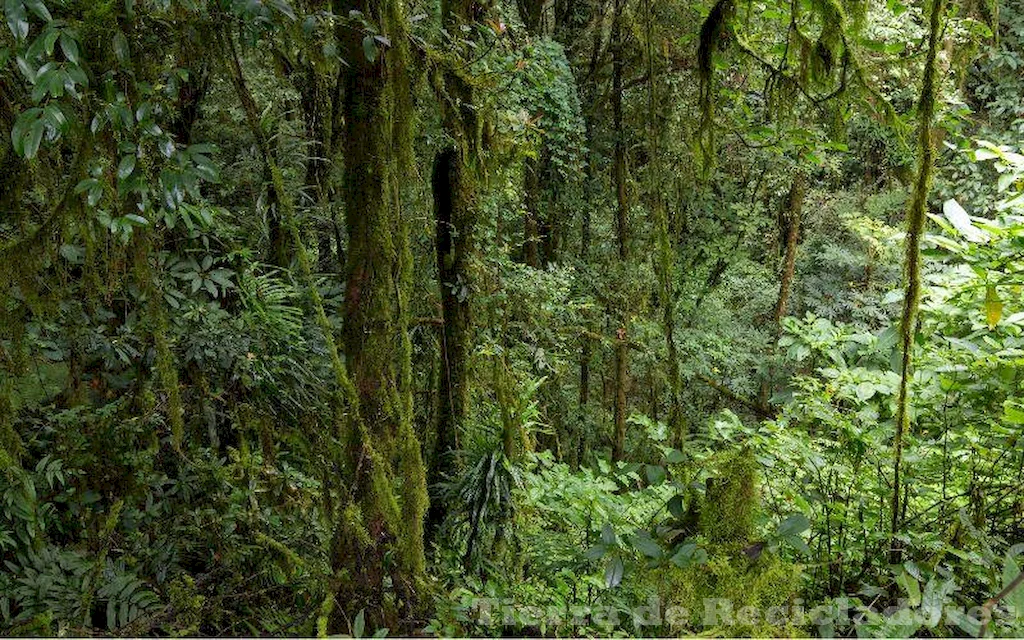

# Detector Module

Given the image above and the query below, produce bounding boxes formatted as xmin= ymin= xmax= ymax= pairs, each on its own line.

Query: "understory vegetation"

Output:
xmin=1 ymin=0 xmax=1023 ymax=637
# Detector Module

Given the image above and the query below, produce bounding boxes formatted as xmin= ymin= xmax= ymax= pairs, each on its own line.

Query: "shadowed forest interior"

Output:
xmin=2 ymin=0 xmax=1024 ymax=636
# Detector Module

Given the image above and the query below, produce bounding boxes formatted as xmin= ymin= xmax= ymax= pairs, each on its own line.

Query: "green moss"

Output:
xmin=660 ymin=550 xmax=803 ymax=636
xmin=0 ymin=381 xmax=22 ymax=473
xmin=167 ymin=575 xmax=205 ymax=636
xmin=396 ymin=425 xmax=428 ymax=576
xmin=5 ymin=611 xmax=54 ymax=637
xmin=255 ymin=531 xmax=306 ymax=575
xmin=660 ymin=446 xmax=800 ymax=636
xmin=153 ymin=324 xmax=184 ymax=450
xmin=333 ymin=0 xmax=428 ymax=615
xmin=316 ymin=590 xmax=334 ymax=638
xmin=655 ymin=447 xmax=804 ymax=633
xmin=222 ymin=3 xmax=428 ymax=624
xmin=341 ymin=503 xmax=373 ymax=550
xmin=700 ymin=448 xmax=758 ymax=544
xmin=365 ymin=440 xmax=403 ymax=533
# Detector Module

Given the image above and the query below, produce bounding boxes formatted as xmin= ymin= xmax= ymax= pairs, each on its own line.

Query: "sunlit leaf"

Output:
xmin=985 ymin=285 xmax=1002 ymax=328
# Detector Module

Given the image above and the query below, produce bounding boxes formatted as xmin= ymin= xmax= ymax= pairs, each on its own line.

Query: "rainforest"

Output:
xmin=1 ymin=0 xmax=1024 ymax=637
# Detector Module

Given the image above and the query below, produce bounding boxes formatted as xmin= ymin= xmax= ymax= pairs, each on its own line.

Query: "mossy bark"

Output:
xmin=263 ymin=122 xmax=291 ymax=269
xmin=772 ymin=174 xmax=806 ymax=325
xmin=425 ymin=0 xmax=486 ymax=538
xmin=610 ymin=0 xmax=630 ymax=463
xmin=697 ymin=0 xmax=735 ymax=170
xmin=337 ymin=0 xmax=427 ymax=625
xmin=0 ymin=379 xmax=22 ymax=472
xmin=221 ymin=13 xmax=426 ymax=627
xmin=644 ymin=0 xmax=684 ymax=448
xmin=700 ymin=448 xmax=758 ymax=544
xmin=760 ymin=172 xmax=806 ymax=410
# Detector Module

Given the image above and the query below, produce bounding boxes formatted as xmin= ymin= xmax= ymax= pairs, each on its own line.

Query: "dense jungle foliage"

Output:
xmin=1 ymin=0 xmax=1024 ymax=636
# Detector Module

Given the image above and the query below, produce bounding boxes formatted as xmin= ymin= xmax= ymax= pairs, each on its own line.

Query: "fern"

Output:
xmin=238 ymin=267 xmax=305 ymax=344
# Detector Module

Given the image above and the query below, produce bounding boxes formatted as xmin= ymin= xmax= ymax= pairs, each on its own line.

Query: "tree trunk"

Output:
xmin=560 ymin=0 xmax=603 ymax=465
xmin=891 ymin=0 xmax=944 ymax=565
xmin=759 ymin=172 xmax=806 ymax=411
xmin=610 ymin=0 xmax=630 ymax=463
xmin=264 ymin=123 xmax=291 ymax=268
xmin=644 ymin=0 xmax=683 ymax=447
xmin=773 ymin=174 xmax=806 ymax=325
xmin=518 ymin=0 xmax=544 ymax=33
xmin=166 ymin=55 xmax=209 ymax=146
xmin=520 ymin=0 xmax=555 ymax=269
xmin=424 ymin=0 xmax=485 ymax=541
xmin=523 ymin=147 xmax=558 ymax=268
xmin=220 ymin=16 xmax=425 ymax=628
xmin=335 ymin=0 xmax=427 ymax=625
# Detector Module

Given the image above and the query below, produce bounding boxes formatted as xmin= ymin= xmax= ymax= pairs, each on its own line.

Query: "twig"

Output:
xmin=695 ymin=373 xmax=775 ymax=419
xmin=977 ymin=569 xmax=1024 ymax=637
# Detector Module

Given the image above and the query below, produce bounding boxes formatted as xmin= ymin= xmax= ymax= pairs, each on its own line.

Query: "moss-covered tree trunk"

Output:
xmin=336 ymin=0 xmax=428 ymax=625
xmin=759 ymin=172 xmax=806 ymax=410
xmin=772 ymin=174 xmax=806 ymax=325
xmin=167 ymin=35 xmax=210 ymax=146
xmin=610 ymin=0 xmax=630 ymax=463
xmin=429 ymin=147 xmax=471 ymax=536
xmin=224 ymin=4 xmax=427 ymax=627
xmin=427 ymin=0 xmax=485 ymax=537
xmin=643 ymin=0 xmax=684 ymax=448
xmin=264 ymin=120 xmax=291 ymax=269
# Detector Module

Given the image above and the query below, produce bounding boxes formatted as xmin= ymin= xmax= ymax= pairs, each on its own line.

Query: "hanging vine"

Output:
xmin=890 ymin=0 xmax=946 ymax=563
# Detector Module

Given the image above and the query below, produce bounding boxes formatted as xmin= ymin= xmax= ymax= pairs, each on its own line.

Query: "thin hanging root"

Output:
xmin=890 ymin=0 xmax=945 ymax=563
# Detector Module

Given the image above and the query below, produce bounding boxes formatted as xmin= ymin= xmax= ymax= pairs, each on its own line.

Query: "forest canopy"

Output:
xmin=1 ymin=0 xmax=1024 ymax=637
